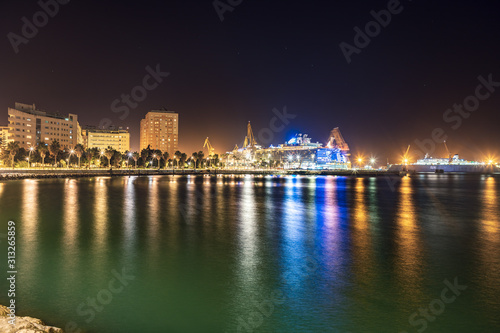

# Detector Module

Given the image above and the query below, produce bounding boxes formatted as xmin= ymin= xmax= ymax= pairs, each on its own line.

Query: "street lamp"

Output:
xmin=68 ymin=149 xmax=75 ymax=168
xmin=28 ymin=146 xmax=34 ymax=168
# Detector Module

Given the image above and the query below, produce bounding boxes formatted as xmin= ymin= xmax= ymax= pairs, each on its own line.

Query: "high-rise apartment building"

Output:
xmin=82 ymin=126 xmax=130 ymax=153
xmin=7 ymin=102 xmax=82 ymax=149
xmin=0 ymin=125 xmax=10 ymax=149
xmin=140 ymin=109 xmax=178 ymax=156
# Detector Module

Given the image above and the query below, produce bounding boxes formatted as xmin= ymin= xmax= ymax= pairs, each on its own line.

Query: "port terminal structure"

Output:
xmin=224 ymin=122 xmax=352 ymax=170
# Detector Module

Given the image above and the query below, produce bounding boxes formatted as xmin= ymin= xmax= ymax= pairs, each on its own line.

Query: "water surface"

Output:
xmin=0 ymin=174 xmax=499 ymax=332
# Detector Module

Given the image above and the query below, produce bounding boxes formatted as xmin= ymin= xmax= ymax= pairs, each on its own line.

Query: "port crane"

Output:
xmin=444 ymin=141 xmax=452 ymax=163
xmin=203 ymin=137 xmax=215 ymax=156
xmin=327 ymin=127 xmax=350 ymax=155
xmin=243 ymin=121 xmax=257 ymax=148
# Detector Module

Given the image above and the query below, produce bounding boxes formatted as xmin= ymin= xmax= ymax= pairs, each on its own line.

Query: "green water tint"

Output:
xmin=0 ymin=175 xmax=499 ymax=332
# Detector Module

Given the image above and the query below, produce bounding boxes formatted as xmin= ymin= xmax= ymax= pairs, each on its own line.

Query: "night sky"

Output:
xmin=1 ymin=0 xmax=499 ymax=163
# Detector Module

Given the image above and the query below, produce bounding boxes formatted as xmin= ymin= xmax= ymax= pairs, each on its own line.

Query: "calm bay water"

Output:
xmin=0 ymin=174 xmax=499 ymax=332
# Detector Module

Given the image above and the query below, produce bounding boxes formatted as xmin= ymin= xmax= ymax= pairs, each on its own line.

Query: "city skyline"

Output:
xmin=1 ymin=94 xmax=499 ymax=163
xmin=1 ymin=1 xmax=500 ymax=160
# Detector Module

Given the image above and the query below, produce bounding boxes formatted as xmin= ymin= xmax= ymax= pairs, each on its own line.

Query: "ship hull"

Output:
xmin=388 ymin=164 xmax=498 ymax=173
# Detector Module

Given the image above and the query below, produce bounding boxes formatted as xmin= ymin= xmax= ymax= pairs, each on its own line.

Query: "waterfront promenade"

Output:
xmin=0 ymin=168 xmax=402 ymax=180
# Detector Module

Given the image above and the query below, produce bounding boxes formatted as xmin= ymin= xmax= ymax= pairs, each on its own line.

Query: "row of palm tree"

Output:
xmin=1 ymin=140 xmax=221 ymax=169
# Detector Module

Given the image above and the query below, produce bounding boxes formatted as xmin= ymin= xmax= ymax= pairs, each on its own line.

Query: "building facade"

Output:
xmin=0 ymin=125 xmax=10 ymax=149
xmin=7 ymin=102 xmax=82 ymax=149
xmin=82 ymin=126 xmax=130 ymax=153
xmin=140 ymin=109 xmax=178 ymax=155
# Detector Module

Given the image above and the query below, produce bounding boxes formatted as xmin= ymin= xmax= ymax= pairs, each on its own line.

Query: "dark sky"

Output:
xmin=1 ymin=0 xmax=499 ymax=162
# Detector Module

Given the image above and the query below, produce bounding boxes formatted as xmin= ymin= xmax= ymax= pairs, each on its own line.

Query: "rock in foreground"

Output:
xmin=0 ymin=305 xmax=63 ymax=333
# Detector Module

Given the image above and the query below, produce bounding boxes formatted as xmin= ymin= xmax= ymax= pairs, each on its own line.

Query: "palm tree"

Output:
xmin=49 ymin=140 xmax=61 ymax=167
xmin=75 ymin=144 xmax=84 ymax=168
xmin=132 ymin=152 xmax=139 ymax=168
xmin=197 ymin=151 xmax=205 ymax=168
xmin=162 ymin=151 xmax=169 ymax=169
xmin=151 ymin=149 xmax=162 ymax=168
xmin=105 ymin=148 xmax=114 ymax=168
xmin=191 ymin=152 xmax=198 ymax=169
xmin=38 ymin=145 xmax=49 ymax=166
xmin=213 ymin=154 xmax=220 ymax=168
xmin=141 ymin=149 xmax=149 ymax=167
xmin=174 ymin=151 xmax=182 ymax=169
xmin=86 ymin=148 xmax=94 ymax=168
xmin=113 ymin=150 xmax=123 ymax=167
xmin=180 ymin=153 xmax=187 ymax=168
xmin=7 ymin=141 xmax=20 ymax=168
xmin=85 ymin=148 xmax=91 ymax=168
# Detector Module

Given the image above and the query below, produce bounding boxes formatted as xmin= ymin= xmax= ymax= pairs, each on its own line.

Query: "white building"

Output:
xmin=7 ymin=102 xmax=82 ymax=149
